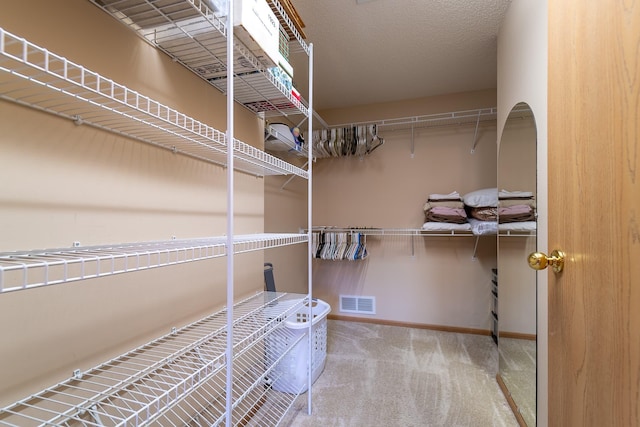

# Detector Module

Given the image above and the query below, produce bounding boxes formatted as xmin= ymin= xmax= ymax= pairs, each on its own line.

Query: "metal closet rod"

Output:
xmin=326 ymin=107 xmax=498 ymax=130
xmin=308 ymin=227 xmax=484 ymax=258
xmin=319 ymin=108 xmax=498 ymax=156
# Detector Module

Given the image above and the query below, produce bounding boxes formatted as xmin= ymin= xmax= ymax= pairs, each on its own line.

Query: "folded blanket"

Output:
xmin=430 ymin=206 xmax=467 ymax=217
xmin=423 ymin=200 xmax=465 ymax=211
xmin=422 ymin=221 xmax=471 ymax=231
xmin=499 ymin=204 xmax=532 ymax=215
xmin=498 ymin=205 xmax=535 ymax=222
xmin=499 ymin=189 xmax=534 ymax=198
xmin=467 ymin=206 xmax=498 ymax=221
xmin=428 ymin=191 xmax=462 ymax=201
xmin=424 ymin=209 xmax=468 ymax=224
xmin=499 ymin=197 xmax=537 ymax=208
xmin=499 ymin=211 xmax=536 ymax=223
xmin=499 ymin=221 xmax=537 ymax=232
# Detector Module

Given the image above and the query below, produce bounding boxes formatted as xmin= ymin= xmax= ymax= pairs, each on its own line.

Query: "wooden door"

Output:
xmin=548 ymin=1 xmax=640 ymax=426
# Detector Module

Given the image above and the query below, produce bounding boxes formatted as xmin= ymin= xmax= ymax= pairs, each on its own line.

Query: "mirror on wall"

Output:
xmin=497 ymin=102 xmax=538 ymax=426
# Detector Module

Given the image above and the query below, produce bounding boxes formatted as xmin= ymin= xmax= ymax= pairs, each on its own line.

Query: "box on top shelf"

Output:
xmin=234 ymin=0 xmax=280 ymax=69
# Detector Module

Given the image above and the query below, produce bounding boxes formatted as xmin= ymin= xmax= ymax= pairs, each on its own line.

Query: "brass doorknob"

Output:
xmin=528 ymin=250 xmax=566 ymax=273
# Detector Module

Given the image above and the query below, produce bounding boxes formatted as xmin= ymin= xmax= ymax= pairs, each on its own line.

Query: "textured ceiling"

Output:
xmin=289 ymin=0 xmax=512 ymax=111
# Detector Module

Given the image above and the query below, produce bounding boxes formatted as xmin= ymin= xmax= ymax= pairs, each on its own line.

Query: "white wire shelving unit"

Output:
xmin=0 ymin=234 xmax=307 ymax=294
xmin=0 ymin=0 xmax=315 ymax=424
xmin=88 ymin=0 xmax=309 ymax=119
xmin=0 ymin=291 xmax=309 ymax=427
xmin=0 ymin=28 xmax=307 ymax=179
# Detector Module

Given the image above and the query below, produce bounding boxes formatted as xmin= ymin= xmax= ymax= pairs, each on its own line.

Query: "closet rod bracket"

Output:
xmin=470 ymin=110 xmax=481 ymax=154
xmin=471 ymin=235 xmax=480 ymax=260
xmin=410 ymin=125 xmax=415 ymax=158
xmin=411 ymin=234 xmax=415 ymax=256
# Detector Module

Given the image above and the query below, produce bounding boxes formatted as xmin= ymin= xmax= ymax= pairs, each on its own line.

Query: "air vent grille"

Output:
xmin=339 ymin=295 xmax=376 ymax=315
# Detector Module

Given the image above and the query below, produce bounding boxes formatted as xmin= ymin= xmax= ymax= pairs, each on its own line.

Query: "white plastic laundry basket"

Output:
xmin=267 ymin=299 xmax=331 ymax=394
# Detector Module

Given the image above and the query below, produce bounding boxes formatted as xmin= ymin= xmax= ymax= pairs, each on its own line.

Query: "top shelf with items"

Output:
xmin=89 ymin=0 xmax=309 ymax=118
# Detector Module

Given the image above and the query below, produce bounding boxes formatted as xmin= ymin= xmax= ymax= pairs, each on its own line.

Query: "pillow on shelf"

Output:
xmin=463 ymin=187 xmax=498 ymax=207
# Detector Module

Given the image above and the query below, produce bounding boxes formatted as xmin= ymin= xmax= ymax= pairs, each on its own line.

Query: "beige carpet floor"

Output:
xmin=279 ymin=319 xmax=519 ymax=427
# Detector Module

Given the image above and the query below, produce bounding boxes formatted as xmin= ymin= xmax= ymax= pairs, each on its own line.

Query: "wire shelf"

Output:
xmin=327 ymin=105 xmax=537 ymax=133
xmin=498 ymin=230 xmax=537 ymax=237
xmin=310 ymin=227 xmax=476 ymax=237
xmin=89 ymin=0 xmax=309 ymax=118
xmin=0 ymin=292 xmax=308 ymax=427
xmin=328 ymin=108 xmax=498 ymax=132
xmin=209 ymin=71 xmax=308 ymax=118
xmin=0 ymin=28 xmax=308 ymax=179
xmin=0 ymin=233 xmax=307 ymax=293
xmin=377 ymin=108 xmax=498 ymax=131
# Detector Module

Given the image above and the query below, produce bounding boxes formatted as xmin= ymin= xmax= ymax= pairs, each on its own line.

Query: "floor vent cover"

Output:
xmin=339 ymin=295 xmax=376 ymax=315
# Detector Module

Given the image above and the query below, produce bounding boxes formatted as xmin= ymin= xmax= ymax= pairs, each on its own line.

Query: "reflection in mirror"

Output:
xmin=497 ymin=102 xmax=537 ymax=426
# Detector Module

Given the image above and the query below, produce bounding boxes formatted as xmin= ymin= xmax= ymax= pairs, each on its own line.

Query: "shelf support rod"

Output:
xmin=225 ymin=1 xmax=235 ymax=426
xmin=307 ymin=42 xmax=314 ymax=416
xmin=296 ymin=109 xmax=329 ymax=130
xmin=470 ymin=110 xmax=481 ymax=154
xmin=281 ymin=161 xmax=308 ymax=191
xmin=472 ymin=235 xmax=480 ymax=259
xmin=410 ymin=124 xmax=415 ymax=158
xmin=411 ymin=234 xmax=415 ymax=256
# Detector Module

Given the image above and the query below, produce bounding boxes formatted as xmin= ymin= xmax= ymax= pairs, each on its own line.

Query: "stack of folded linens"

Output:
xmin=423 ymin=191 xmax=468 ymax=224
xmin=498 ymin=190 xmax=536 ymax=223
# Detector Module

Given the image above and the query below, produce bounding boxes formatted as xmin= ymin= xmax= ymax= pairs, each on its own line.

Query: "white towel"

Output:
xmin=499 ymin=189 xmax=533 ymax=199
xmin=429 ymin=191 xmax=461 ymax=200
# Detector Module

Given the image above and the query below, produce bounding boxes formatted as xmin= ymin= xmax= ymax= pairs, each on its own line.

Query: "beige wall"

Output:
xmin=0 ymin=0 xmax=266 ymax=405
xmin=497 ymin=0 xmax=548 ymax=424
xmin=264 ymin=174 xmax=309 ymax=294
xmin=296 ymin=90 xmax=498 ymax=329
